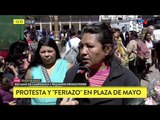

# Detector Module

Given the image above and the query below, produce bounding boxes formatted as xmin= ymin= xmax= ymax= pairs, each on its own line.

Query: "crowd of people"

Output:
xmin=0 ymin=22 xmax=160 ymax=105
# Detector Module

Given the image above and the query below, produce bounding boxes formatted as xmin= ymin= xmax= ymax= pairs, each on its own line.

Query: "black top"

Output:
xmin=57 ymin=58 xmax=141 ymax=105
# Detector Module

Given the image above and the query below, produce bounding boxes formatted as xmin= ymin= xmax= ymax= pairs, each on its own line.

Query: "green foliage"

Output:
xmin=0 ymin=15 xmax=24 ymax=50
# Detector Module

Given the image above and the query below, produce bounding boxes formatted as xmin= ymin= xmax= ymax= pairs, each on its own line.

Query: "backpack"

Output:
xmin=137 ymin=40 xmax=150 ymax=60
xmin=63 ymin=40 xmax=79 ymax=64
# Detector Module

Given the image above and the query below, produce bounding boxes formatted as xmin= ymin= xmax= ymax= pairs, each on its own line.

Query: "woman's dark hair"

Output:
xmin=0 ymin=73 xmax=12 ymax=91
xmin=144 ymin=31 xmax=152 ymax=41
xmin=112 ymin=28 xmax=121 ymax=33
xmin=82 ymin=22 xmax=113 ymax=45
xmin=28 ymin=37 xmax=60 ymax=68
xmin=130 ymin=31 xmax=138 ymax=40
xmin=81 ymin=22 xmax=114 ymax=62
xmin=6 ymin=39 xmax=29 ymax=63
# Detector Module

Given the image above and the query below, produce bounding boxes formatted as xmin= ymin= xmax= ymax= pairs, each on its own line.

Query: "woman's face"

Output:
xmin=113 ymin=31 xmax=120 ymax=39
xmin=146 ymin=34 xmax=152 ymax=40
xmin=79 ymin=33 xmax=109 ymax=69
xmin=39 ymin=46 xmax=56 ymax=65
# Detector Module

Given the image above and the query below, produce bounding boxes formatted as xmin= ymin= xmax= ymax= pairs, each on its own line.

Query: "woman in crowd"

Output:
xmin=144 ymin=32 xmax=154 ymax=74
xmin=25 ymin=37 xmax=72 ymax=105
xmin=125 ymin=31 xmax=138 ymax=78
xmin=112 ymin=28 xmax=128 ymax=67
xmin=59 ymin=22 xmax=140 ymax=105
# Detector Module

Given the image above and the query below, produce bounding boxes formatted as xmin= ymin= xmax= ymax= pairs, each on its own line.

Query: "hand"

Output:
xmin=9 ymin=101 xmax=17 ymax=105
xmin=9 ymin=88 xmax=13 ymax=93
xmin=23 ymin=59 xmax=30 ymax=69
xmin=60 ymin=98 xmax=79 ymax=105
xmin=8 ymin=64 xmax=15 ymax=71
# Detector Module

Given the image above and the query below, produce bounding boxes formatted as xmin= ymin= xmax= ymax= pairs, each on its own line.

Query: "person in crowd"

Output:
xmin=5 ymin=39 xmax=29 ymax=64
xmin=76 ymin=30 xmax=82 ymax=39
xmin=112 ymin=28 xmax=128 ymax=67
xmin=64 ymin=29 xmax=81 ymax=56
xmin=0 ymin=56 xmax=5 ymax=73
xmin=0 ymin=55 xmax=25 ymax=105
xmin=58 ymin=22 xmax=140 ymax=105
xmin=136 ymin=34 xmax=150 ymax=81
xmin=60 ymin=30 xmax=66 ymax=48
xmin=61 ymin=29 xmax=81 ymax=64
xmin=0 ymin=72 xmax=16 ymax=105
xmin=147 ymin=25 xmax=155 ymax=41
xmin=25 ymin=37 xmax=72 ymax=105
xmin=155 ymin=40 xmax=160 ymax=72
xmin=144 ymin=32 xmax=154 ymax=74
xmin=125 ymin=31 xmax=138 ymax=78
xmin=49 ymin=31 xmax=55 ymax=40
xmin=152 ymin=25 xmax=160 ymax=71
xmin=147 ymin=26 xmax=157 ymax=65
xmin=5 ymin=39 xmax=30 ymax=80
xmin=24 ymin=31 xmax=33 ymax=46
xmin=42 ymin=28 xmax=48 ymax=38
xmin=120 ymin=26 xmax=130 ymax=47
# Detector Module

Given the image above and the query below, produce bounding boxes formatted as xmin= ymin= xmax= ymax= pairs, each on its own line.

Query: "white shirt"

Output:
xmin=123 ymin=32 xmax=126 ymax=41
xmin=61 ymin=37 xmax=81 ymax=58
xmin=145 ymin=40 xmax=153 ymax=64
xmin=153 ymin=29 xmax=160 ymax=43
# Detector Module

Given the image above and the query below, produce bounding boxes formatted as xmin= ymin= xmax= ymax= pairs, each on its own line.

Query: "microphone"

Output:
xmin=67 ymin=66 xmax=91 ymax=103
xmin=73 ymin=66 xmax=91 ymax=85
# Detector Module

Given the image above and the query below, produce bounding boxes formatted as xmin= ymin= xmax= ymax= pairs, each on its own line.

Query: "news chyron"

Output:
xmin=13 ymin=79 xmax=87 ymax=86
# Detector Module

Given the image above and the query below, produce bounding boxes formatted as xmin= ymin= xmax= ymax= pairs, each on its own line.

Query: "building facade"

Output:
xmin=28 ymin=15 xmax=99 ymax=32
xmin=25 ymin=15 xmax=139 ymax=32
